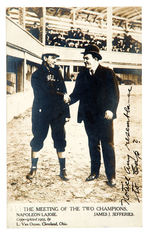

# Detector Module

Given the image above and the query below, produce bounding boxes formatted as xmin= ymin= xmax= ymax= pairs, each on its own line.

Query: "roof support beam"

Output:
xmin=107 ymin=7 xmax=112 ymax=53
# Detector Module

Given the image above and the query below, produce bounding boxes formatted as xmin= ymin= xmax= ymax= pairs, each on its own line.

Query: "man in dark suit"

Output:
xmin=65 ymin=44 xmax=119 ymax=186
xmin=26 ymin=53 xmax=70 ymax=181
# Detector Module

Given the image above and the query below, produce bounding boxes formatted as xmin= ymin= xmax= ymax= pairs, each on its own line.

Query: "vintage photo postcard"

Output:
xmin=6 ymin=5 xmax=142 ymax=228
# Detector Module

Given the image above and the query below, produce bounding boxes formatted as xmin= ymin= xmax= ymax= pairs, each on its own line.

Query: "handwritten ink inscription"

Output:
xmin=123 ymin=86 xmax=132 ymax=151
xmin=124 ymin=151 xmax=141 ymax=175
xmin=121 ymin=86 xmax=142 ymax=205
xmin=121 ymin=150 xmax=141 ymax=205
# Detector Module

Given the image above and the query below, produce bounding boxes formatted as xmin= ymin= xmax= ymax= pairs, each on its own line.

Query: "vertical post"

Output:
xmin=23 ymin=52 xmax=27 ymax=90
xmin=72 ymin=10 xmax=76 ymax=26
xmin=39 ymin=7 xmax=46 ymax=44
xmin=18 ymin=7 xmax=25 ymax=28
xmin=107 ymin=7 xmax=112 ymax=53
xmin=125 ymin=20 xmax=129 ymax=31
xmin=70 ymin=65 xmax=73 ymax=75
xmin=17 ymin=60 xmax=24 ymax=92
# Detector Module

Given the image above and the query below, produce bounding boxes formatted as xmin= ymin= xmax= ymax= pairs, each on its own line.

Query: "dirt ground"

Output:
xmin=7 ymin=83 xmax=142 ymax=204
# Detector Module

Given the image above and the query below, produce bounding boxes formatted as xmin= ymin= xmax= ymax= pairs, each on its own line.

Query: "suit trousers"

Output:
xmin=84 ymin=118 xmax=116 ymax=180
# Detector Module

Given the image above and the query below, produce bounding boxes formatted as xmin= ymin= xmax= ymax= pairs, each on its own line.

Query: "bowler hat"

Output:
xmin=82 ymin=44 xmax=102 ymax=60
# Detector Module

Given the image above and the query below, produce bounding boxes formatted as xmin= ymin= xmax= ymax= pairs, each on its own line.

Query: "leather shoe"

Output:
xmin=26 ymin=168 xmax=37 ymax=180
xmin=106 ymin=178 xmax=116 ymax=187
xmin=59 ymin=169 xmax=69 ymax=181
xmin=85 ymin=174 xmax=99 ymax=181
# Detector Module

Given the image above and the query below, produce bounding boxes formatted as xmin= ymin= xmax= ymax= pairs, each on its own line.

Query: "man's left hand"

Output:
xmin=65 ymin=118 xmax=70 ymax=122
xmin=104 ymin=110 xmax=113 ymax=120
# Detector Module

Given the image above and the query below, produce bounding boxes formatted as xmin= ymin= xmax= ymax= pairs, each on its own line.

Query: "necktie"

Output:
xmin=89 ymin=69 xmax=94 ymax=76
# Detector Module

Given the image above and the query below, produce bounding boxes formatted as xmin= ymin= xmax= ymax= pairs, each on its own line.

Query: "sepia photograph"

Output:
xmin=5 ymin=4 xmax=143 ymax=228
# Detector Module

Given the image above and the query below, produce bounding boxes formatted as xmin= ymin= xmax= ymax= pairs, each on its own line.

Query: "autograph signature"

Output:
xmin=121 ymin=150 xmax=141 ymax=205
xmin=124 ymin=151 xmax=141 ymax=175
xmin=121 ymin=86 xmax=141 ymax=205
xmin=123 ymin=86 xmax=132 ymax=151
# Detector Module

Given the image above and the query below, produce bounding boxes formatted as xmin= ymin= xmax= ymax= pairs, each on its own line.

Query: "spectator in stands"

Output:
xmin=112 ymin=33 xmax=142 ymax=54
xmin=29 ymin=22 xmax=40 ymax=40
xmin=102 ymin=37 xmax=107 ymax=50
xmin=118 ymin=38 xmax=124 ymax=52
xmin=26 ymin=53 xmax=70 ymax=181
xmin=123 ymin=33 xmax=132 ymax=52
xmin=95 ymin=37 xmax=107 ymax=51
xmin=51 ymin=31 xmax=59 ymax=46
xmin=83 ymin=40 xmax=90 ymax=48
xmin=61 ymin=34 xmax=67 ymax=47
xmin=84 ymin=30 xmax=92 ymax=41
xmin=65 ymin=44 xmax=119 ymax=187
xmin=75 ymin=28 xmax=84 ymax=40
xmin=66 ymin=39 xmax=75 ymax=48
xmin=68 ymin=27 xmax=76 ymax=39
xmin=56 ymin=34 xmax=66 ymax=47
xmin=95 ymin=39 xmax=101 ymax=48
xmin=53 ymin=33 xmax=62 ymax=46
xmin=46 ymin=29 xmax=59 ymax=46
xmin=112 ymin=34 xmax=120 ymax=48
xmin=46 ymin=29 xmax=53 ymax=45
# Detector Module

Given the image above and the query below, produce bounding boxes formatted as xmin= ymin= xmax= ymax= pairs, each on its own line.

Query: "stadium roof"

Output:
xmin=45 ymin=7 xmax=142 ymax=22
xmin=7 ymin=7 xmax=142 ymax=23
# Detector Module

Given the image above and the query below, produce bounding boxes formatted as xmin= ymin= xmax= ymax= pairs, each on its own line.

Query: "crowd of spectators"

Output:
xmin=112 ymin=33 xmax=142 ymax=53
xmin=44 ymin=26 xmax=142 ymax=54
xmin=45 ymin=26 xmax=107 ymax=50
xmin=45 ymin=27 xmax=141 ymax=54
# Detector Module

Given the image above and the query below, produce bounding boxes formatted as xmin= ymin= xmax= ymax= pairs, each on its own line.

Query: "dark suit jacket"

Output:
xmin=70 ymin=65 xmax=119 ymax=123
xmin=31 ymin=64 xmax=70 ymax=120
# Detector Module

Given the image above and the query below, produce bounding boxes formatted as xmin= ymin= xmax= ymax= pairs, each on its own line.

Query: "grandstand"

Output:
xmin=6 ymin=7 xmax=142 ymax=122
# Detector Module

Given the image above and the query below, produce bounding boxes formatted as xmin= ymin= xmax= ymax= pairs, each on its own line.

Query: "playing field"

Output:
xmin=7 ymin=83 xmax=142 ymax=204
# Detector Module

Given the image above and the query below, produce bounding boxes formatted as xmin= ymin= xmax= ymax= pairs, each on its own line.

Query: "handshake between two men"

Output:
xmin=64 ymin=93 xmax=71 ymax=104
xmin=63 ymin=93 xmax=113 ymax=120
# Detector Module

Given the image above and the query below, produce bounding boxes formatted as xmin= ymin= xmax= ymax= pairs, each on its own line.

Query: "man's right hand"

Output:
xmin=104 ymin=110 xmax=113 ymax=120
xmin=64 ymin=94 xmax=71 ymax=104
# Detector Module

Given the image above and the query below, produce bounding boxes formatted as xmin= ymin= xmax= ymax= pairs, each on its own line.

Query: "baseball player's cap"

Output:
xmin=42 ymin=53 xmax=60 ymax=60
